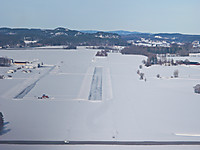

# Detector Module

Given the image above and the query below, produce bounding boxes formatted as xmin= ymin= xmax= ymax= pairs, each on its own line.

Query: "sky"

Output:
xmin=0 ymin=0 xmax=200 ymax=34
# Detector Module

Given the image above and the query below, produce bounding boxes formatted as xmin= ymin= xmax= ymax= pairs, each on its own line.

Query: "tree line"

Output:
xmin=121 ymin=43 xmax=192 ymax=66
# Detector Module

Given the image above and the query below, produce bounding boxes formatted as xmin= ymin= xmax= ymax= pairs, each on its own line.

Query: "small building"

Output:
xmin=7 ymin=69 xmax=16 ymax=73
xmin=14 ymin=61 xmax=29 ymax=65
xmin=194 ymin=84 xmax=200 ymax=94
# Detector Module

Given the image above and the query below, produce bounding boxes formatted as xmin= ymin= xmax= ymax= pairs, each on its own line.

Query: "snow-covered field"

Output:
xmin=0 ymin=48 xmax=200 ymax=149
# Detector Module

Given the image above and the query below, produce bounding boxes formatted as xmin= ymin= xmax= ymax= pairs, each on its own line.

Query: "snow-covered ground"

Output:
xmin=0 ymin=48 xmax=200 ymax=149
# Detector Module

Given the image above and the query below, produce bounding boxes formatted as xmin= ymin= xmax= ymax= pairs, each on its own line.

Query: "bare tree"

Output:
xmin=142 ymin=60 xmax=146 ymax=64
xmin=173 ymin=69 xmax=179 ymax=78
xmin=137 ymin=70 xmax=140 ymax=75
xmin=0 ymin=112 xmax=4 ymax=132
xmin=140 ymin=73 xmax=144 ymax=80
xmin=194 ymin=84 xmax=200 ymax=94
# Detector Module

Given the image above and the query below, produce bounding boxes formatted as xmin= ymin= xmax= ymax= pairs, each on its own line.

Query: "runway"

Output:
xmin=1 ymin=140 xmax=200 ymax=145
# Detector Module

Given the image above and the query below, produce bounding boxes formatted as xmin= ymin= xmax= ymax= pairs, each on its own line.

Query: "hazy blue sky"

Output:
xmin=1 ymin=0 xmax=200 ymax=34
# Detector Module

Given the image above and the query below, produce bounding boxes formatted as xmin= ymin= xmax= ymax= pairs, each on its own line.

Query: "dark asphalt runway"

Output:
xmin=1 ymin=140 xmax=200 ymax=145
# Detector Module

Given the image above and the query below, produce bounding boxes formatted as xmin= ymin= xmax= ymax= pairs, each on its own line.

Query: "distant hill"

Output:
xmin=122 ymin=32 xmax=200 ymax=43
xmin=0 ymin=27 xmax=127 ymax=48
xmin=1 ymin=27 xmax=200 ymax=48
xmin=81 ymin=30 xmax=200 ymax=43
xmin=81 ymin=30 xmax=141 ymax=35
xmin=80 ymin=30 xmax=100 ymax=34
xmin=107 ymin=30 xmax=141 ymax=35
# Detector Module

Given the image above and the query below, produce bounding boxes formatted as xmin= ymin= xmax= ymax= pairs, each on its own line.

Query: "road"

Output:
xmin=1 ymin=140 xmax=200 ymax=145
